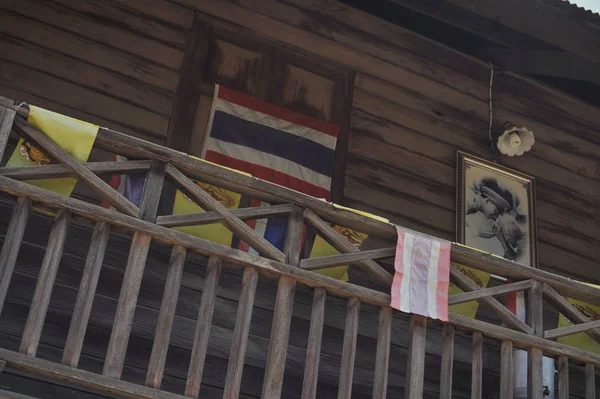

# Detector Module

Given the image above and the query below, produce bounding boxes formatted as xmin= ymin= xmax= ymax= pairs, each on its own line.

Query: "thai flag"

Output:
xmin=201 ymin=85 xmax=340 ymax=253
xmin=101 ymin=155 xmax=145 ymax=209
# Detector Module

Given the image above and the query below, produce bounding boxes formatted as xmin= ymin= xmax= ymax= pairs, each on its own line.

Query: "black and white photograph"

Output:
xmin=456 ymin=152 xmax=537 ymax=267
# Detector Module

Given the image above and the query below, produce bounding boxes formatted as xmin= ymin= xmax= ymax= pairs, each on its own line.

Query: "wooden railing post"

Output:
xmin=0 ymin=98 xmax=16 ymax=162
xmin=405 ymin=315 xmax=427 ymax=399
xmin=373 ymin=306 xmax=392 ymax=399
xmin=146 ymin=244 xmax=187 ymax=389
xmin=528 ymin=280 xmax=544 ymax=399
xmin=500 ymin=341 xmax=514 ymax=399
xmin=439 ymin=324 xmax=455 ymax=399
xmin=302 ymin=287 xmax=327 ymax=399
xmin=0 ymin=197 xmax=31 ymax=316
xmin=185 ymin=255 xmax=222 ymax=397
xmin=262 ymin=206 xmax=303 ymax=399
xmin=103 ymin=162 xmax=165 ymax=378
xmin=20 ymin=209 xmax=71 ymax=356
xmin=472 ymin=332 xmax=483 ymax=399
xmin=338 ymin=297 xmax=360 ymax=399
xmin=224 ymin=267 xmax=259 ymax=399
xmin=586 ymin=363 xmax=596 ymax=399
xmin=557 ymin=356 xmax=569 ymax=399
xmin=62 ymin=221 xmax=110 ymax=367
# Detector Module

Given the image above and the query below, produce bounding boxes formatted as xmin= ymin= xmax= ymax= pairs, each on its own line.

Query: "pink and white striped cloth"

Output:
xmin=390 ymin=227 xmax=451 ymax=321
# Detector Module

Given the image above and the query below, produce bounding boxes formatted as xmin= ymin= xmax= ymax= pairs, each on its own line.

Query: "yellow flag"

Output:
xmin=557 ymin=296 xmax=600 ymax=353
xmin=448 ymin=263 xmax=491 ymax=318
xmin=172 ymin=181 xmax=241 ymax=246
xmin=6 ymin=105 xmax=98 ymax=197
xmin=309 ymin=225 xmax=368 ymax=281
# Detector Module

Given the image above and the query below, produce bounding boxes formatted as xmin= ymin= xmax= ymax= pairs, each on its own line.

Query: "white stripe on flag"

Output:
xmin=205 ymin=138 xmax=332 ymax=191
xmin=426 ymin=241 xmax=441 ymax=319
xmin=399 ymin=233 xmax=414 ymax=314
xmin=215 ymin=99 xmax=338 ymax=150
xmin=248 ymin=202 xmax=269 ymax=256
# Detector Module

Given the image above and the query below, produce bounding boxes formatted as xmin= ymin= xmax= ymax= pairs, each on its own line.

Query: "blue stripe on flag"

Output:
xmin=211 ymin=111 xmax=335 ymax=177
xmin=263 ymin=216 xmax=289 ymax=252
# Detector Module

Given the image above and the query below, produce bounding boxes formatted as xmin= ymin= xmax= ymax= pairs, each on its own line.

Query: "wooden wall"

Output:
xmin=180 ymin=0 xmax=600 ymax=285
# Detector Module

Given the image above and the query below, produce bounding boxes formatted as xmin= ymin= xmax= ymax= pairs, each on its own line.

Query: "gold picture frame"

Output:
xmin=456 ymin=151 xmax=537 ymax=268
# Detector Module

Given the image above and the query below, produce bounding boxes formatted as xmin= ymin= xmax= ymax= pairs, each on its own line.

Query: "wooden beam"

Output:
xmin=13 ymin=117 xmax=139 ymax=217
xmin=20 ymin=209 xmax=70 ymax=356
xmin=224 ymin=267 xmax=258 ymax=399
xmin=0 ymin=359 xmax=4 ymax=375
xmin=557 ymin=356 xmax=569 ymax=399
xmin=471 ymin=332 xmax=483 ymax=399
xmin=261 ymin=206 xmax=304 ymax=398
xmin=450 ymin=265 xmax=533 ymax=334
xmin=500 ymin=341 xmax=514 ymax=399
xmin=405 ymin=315 xmax=427 ymax=399
xmin=0 ymin=98 xmax=16 ymax=162
xmin=586 ymin=363 xmax=596 ymax=399
xmin=439 ymin=324 xmax=454 ymax=399
xmin=146 ymin=245 xmax=187 ymax=389
xmin=156 ymin=203 xmax=293 ymax=227
xmin=448 ymin=279 xmax=533 ymax=305
xmin=166 ymin=164 xmax=285 ymax=262
xmin=0 ymin=348 xmax=189 ymax=399
xmin=138 ymin=161 xmax=166 ymax=222
xmin=528 ymin=281 xmax=544 ymax=399
xmin=304 ymin=209 xmax=392 ymax=286
xmin=301 ymin=287 xmax=327 ymax=399
xmin=338 ymin=297 xmax=360 ymax=399
xmin=543 ymin=284 xmax=600 ymax=344
xmin=300 ymin=247 xmax=395 ymax=271
xmin=62 ymin=221 xmax=111 ymax=367
xmin=0 ymin=197 xmax=30 ymax=315
xmin=372 ymin=306 xmax=392 ymax=399
xmin=0 ymin=389 xmax=39 ymax=399
xmin=545 ymin=319 xmax=600 ymax=340
xmin=0 ymin=160 xmax=152 ymax=180
xmin=103 ymin=231 xmax=152 ymax=378
xmin=185 ymin=255 xmax=222 ymax=398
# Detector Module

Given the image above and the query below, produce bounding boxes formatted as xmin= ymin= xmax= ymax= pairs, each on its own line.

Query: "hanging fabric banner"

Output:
xmin=6 ymin=105 xmax=98 ymax=197
xmin=391 ymin=226 xmax=451 ymax=321
xmin=448 ymin=263 xmax=491 ymax=318
xmin=557 ymin=294 xmax=600 ymax=353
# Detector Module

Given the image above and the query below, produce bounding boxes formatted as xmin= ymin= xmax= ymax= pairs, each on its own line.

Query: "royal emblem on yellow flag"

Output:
xmin=6 ymin=105 xmax=98 ymax=197
xmin=557 ymin=296 xmax=600 ymax=353
xmin=309 ymin=225 xmax=368 ymax=281
xmin=172 ymin=181 xmax=242 ymax=247
xmin=448 ymin=263 xmax=491 ymax=318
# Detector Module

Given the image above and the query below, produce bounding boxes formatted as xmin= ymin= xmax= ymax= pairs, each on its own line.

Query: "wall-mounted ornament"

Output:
xmin=497 ymin=124 xmax=535 ymax=157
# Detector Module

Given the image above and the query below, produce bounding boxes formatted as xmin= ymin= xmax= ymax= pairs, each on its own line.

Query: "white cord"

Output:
xmin=14 ymin=102 xmax=26 ymax=112
xmin=488 ymin=62 xmax=494 ymax=149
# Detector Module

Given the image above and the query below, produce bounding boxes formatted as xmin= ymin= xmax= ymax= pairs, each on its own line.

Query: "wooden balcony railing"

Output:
xmin=0 ymin=99 xmax=600 ymax=398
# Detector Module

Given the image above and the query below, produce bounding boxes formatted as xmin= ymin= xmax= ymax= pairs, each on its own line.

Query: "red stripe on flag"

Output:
xmin=205 ymin=150 xmax=331 ymax=201
xmin=218 ymin=86 xmax=340 ymax=138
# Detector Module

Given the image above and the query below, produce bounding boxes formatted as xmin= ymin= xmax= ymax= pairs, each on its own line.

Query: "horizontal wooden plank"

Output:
xmin=0 ymin=160 xmax=152 ymax=180
xmin=300 ymin=247 xmax=396 ymax=270
xmin=1 ymin=0 xmax=183 ymax=70
xmin=448 ymin=280 xmax=533 ymax=306
xmin=1 ymin=62 xmax=169 ymax=138
xmin=545 ymin=320 xmax=600 ymax=340
xmin=156 ymin=204 xmax=293 ymax=227
xmin=111 ymin=0 xmax=194 ymax=30
xmin=0 ymin=35 xmax=174 ymax=116
xmin=0 ymin=348 xmax=190 ymax=399
xmin=51 ymin=0 xmax=188 ymax=47
xmin=0 ymin=85 xmax=165 ymax=143
xmin=0 ymin=9 xmax=178 ymax=92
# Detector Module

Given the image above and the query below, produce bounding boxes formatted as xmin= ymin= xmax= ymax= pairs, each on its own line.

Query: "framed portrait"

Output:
xmin=456 ymin=152 xmax=537 ymax=268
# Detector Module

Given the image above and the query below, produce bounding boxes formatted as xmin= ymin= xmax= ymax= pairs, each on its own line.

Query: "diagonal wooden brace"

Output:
xmin=166 ymin=164 xmax=285 ymax=262
xmin=543 ymin=284 xmax=600 ymax=345
xmin=13 ymin=117 xmax=139 ymax=217
xmin=304 ymin=208 xmax=393 ymax=287
xmin=450 ymin=264 xmax=533 ymax=334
